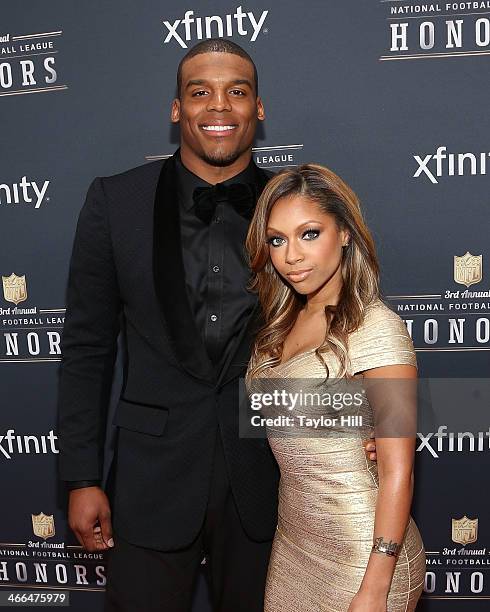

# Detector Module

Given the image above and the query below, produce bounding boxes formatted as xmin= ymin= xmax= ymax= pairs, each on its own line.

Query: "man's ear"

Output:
xmin=257 ymin=96 xmax=265 ymax=121
xmin=170 ymin=98 xmax=180 ymax=123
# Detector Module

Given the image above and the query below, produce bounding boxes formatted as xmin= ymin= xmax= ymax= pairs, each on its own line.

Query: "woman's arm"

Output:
xmin=348 ymin=363 xmax=417 ymax=612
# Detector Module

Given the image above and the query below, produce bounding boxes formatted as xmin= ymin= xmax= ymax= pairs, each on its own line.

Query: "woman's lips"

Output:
xmin=286 ymin=269 xmax=313 ymax=282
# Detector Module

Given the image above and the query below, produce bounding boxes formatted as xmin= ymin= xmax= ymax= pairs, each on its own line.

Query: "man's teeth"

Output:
xmin=202 ymin=125 xmax=236 ymax=131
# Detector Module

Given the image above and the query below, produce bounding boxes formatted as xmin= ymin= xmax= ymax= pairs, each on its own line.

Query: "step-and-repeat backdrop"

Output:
xmin=1 ymin=1 xmax=489 ymax=610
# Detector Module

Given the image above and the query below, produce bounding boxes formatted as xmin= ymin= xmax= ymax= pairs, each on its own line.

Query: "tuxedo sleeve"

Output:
xmin=57 ymin=177 xmax=121 ymax=482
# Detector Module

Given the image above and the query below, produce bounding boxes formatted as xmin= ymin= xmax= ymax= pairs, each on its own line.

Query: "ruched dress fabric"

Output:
xmin=253 ymin=300 xmax=425 ymax=612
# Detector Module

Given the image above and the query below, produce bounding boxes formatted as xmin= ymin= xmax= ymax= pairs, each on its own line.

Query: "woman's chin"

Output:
xmin=287 ymin=280 xmax=315 ymax=295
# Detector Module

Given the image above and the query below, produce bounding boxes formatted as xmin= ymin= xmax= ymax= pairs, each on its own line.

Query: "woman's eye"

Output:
xmin=267 ymin=236 xmax=285 ymax=248
xmin=302 ymin=229 xmax=320 ymax=240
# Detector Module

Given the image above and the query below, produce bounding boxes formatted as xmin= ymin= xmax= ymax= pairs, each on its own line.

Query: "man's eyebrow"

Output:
xmin=231 ymin=79 xmax=253 ymax=88
xmin=185 ymin=78 xmax=253 ymax=89
xmin=185 ymin=79 xmax=206 ymax=89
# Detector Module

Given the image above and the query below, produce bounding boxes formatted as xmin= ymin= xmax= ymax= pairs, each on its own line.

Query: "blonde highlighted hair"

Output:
xmin=245 ymin=163 xmax=380 ymax=383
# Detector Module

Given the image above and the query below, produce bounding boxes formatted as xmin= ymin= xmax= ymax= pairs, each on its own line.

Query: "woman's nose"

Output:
xmin=285 ymin=242 xmax=304 ymax=265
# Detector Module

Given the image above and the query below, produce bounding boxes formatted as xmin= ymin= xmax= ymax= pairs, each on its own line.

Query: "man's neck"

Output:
xmin=179 ymin=145 xmax=253 ymax=185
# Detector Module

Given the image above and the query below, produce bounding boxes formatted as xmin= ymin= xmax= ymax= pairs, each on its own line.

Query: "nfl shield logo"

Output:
xmin=31 ymin=512 xmax=56 ymax=540
xmin=2 ymin=273 xmax=28 ymax=305
xmin=454 ymin=253 xmax=482 ymax=288
xmin=452 ymin=516 xmax=478 ymax=546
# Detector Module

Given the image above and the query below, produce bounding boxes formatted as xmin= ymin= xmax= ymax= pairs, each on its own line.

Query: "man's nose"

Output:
xmin=206 ymin=90 xmax=232 ymax=112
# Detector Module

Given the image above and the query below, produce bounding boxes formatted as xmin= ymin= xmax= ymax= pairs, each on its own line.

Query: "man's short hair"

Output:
xmin=176 ymin=38 xmax=259 ymax=98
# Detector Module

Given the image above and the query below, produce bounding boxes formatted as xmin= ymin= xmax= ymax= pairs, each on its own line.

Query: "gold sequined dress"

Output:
xmin=253 ymin=300 xmax=425 ymax=612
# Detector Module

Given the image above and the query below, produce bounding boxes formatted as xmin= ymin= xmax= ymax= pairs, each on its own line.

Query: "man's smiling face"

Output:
xmin=171 ymin=52 xmax=265 ymax=169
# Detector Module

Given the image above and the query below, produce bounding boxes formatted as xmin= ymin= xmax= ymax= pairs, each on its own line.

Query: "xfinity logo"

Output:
xmin=416 ymin=425 xmax=490 ymax=458
xmin=413 ymin=146 xmax=490 ymax=184
xmin=163 ymin=6 xmax=269 ymax=48
xmin=0 ymin=429 xmax=59 ymax=459
xmin=0 ymin=177 xmax=50 ymax=209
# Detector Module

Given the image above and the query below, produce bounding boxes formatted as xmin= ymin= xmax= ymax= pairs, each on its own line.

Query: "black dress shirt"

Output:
xmin=175 ymin=151 xmax=257 ymax=369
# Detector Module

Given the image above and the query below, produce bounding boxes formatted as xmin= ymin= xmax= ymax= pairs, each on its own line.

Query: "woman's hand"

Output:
xmin=347 ymin=588 xmax=387 ymax=612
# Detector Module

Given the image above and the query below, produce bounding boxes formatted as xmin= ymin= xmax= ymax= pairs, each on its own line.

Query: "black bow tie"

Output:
xmin=192 ymin=182 xmax=256 ymax=224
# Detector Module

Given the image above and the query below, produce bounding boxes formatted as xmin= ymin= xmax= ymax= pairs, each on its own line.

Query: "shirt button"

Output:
xmin=212 ymin=265 xmax=220 ymax=273
xmin=210 ymin=314 xmax=218 ymax=322
xmin=214 ymin=216 xmax=221 ymax=223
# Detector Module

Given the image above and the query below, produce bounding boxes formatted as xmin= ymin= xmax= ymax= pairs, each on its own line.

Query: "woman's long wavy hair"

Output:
xmin=245 ymin=163 xmax=380 ymax=383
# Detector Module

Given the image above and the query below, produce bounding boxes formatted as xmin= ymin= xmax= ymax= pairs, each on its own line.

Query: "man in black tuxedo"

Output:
xmin=58 ymin=39 xmax=279 ymax=612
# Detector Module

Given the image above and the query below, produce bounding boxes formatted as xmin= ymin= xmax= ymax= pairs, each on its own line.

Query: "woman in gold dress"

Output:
xmin=245 ymin=165 xmax=425 ymax=612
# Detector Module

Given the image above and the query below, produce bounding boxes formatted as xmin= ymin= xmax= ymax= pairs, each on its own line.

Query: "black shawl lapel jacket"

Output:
xmin=58 ymin=151 xmax=278 ymax=551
